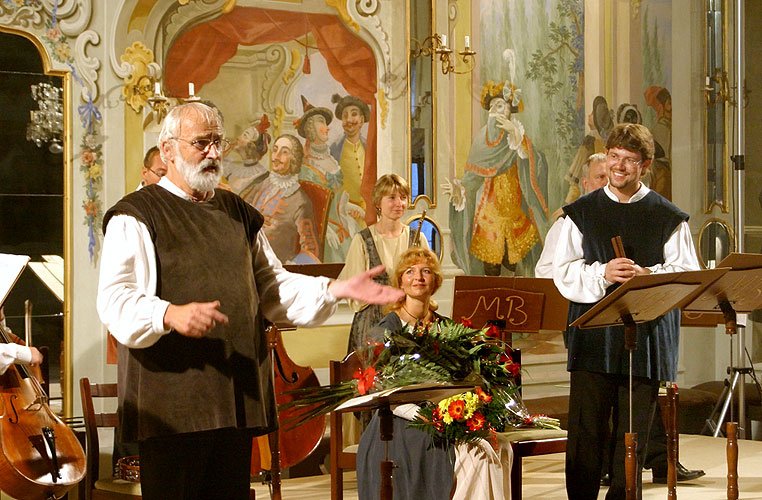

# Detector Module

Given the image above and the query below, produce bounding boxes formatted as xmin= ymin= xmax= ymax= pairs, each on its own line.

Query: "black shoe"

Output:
xmin=652 ymin=462 xmax=706 ymax=484
xmin=600 ymin=473 xmax=611 ymax=486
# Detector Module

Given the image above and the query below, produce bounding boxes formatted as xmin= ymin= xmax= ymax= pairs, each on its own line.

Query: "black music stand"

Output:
xmin=571 ymin=269 xmax=727 ymax=500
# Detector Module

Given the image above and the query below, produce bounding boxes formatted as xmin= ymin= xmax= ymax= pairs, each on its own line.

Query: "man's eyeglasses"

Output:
xmin=606 ymin=151 xmax=642 ymax=168
xmin=146 ymin=168 xmax=165 ymax=179
xmin=174 ymin=137 xmax=231 ymax=154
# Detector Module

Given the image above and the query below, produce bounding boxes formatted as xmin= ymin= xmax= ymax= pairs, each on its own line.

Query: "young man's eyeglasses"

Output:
xmin=175 ymin=137 xmax=231 ymax=154
xmin=606 ymin=151 xmax=642 ymax=168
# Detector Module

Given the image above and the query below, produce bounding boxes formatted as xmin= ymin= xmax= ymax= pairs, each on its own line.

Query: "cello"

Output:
xmin=250 ymin=263 xmax=344 ymax=498
xmin=250 ymin=323 xmax=326 ymax=498
xmin=0 ymin=323 xmax=86 ymax=499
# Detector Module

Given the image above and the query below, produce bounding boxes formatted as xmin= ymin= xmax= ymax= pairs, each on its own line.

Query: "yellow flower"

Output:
xmin=437 ymin=392 xmax=480 ymax=424
xmin=55 ymin=42 xmax=70 ymax=61
xmin=88 ymin=163 xmax=102 ymax=180
xmin=462 ymin=392 xmax=479 ymax=420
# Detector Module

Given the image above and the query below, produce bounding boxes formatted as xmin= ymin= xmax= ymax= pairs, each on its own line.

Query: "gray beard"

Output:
xmin=177 ymin=155 xmax=222 ymax=193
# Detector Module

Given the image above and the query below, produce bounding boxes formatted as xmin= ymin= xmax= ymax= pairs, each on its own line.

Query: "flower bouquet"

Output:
xmin=279 ymin=319 xmax=559 ymax=447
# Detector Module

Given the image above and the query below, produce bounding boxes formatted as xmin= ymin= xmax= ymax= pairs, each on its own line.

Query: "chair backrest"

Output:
xmin=79 ymin=378 xmax=119 ymax=495
xmin=298 ymin=180 xmax=335 ymax=261
xmin=330 ymin=351 xmax=361 ymax=385
xmin=329 ymin=351 xmax=363 ymax=500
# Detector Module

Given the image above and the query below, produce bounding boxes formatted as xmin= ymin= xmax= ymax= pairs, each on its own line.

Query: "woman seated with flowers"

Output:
xmin=356 ymin=247 xmax=513 ymax=500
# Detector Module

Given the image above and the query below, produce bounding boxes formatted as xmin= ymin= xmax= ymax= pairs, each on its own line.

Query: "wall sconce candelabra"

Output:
xmin=144 ymin=80 xmax=200 ymax=123
xmin=410 ymin=33 xmax=476 ymax=75
xmin=26 ymin=82 xmax=63 ymax=153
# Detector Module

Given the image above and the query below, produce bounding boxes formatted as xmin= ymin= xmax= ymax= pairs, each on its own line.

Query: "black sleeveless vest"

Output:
xmin=562 ymin=189 xmax=688 ymax=380
xmin=104 ymin=185 xmax=276 ymax=441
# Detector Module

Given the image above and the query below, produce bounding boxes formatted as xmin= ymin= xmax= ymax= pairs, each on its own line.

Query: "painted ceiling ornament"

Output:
xmin=120 ymin=41 xmax=159 ymax=113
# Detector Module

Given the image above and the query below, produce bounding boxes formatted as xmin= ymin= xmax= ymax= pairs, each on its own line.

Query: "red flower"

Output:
xmin=466 ymin=413 xmax=485 ymax=431
xmin=432 ymin=407 xmax=444 ymax=431
xmin=506 ymin=362 xmax=520 ymax=377
xmin=353 ymin=366 xmax=376 ymax=395
xmin=433 ymin=341 xmax=439 ymax=355
xmin=459 ymin=318 xmax=473 ymax=328
xmin=83 ymin=201 xmax=98 ymax=217
xmin=447 ymin=399 xmax=466 ymax=421
xmin=499 ymin=352 xmax=513 ymax=364
xmin=485 ymin=324 xmax=500 ymax=338
xmin=368 ymin=342 xmax=385 ymax=359
xmin=475 ymin=387 xmax=492 ymax=403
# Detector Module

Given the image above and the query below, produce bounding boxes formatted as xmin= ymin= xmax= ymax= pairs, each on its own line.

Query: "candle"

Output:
xmin=440 ymin=34 xmax=447 ymax=48
xmin=154 ymin=82 xmax=161 ymax=96
xmin=465 ymin=35 xmax=471 ymax=50
xmin=188 ymin=82 xmax=195 ymax=96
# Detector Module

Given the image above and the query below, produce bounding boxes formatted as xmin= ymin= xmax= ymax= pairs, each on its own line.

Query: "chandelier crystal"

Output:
xmin=26 ymin=82 xmax=63 ymax=154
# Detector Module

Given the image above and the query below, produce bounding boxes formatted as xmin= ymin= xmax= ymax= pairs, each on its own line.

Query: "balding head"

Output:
xmin=581 ymin=153 xmax=608 ymax=194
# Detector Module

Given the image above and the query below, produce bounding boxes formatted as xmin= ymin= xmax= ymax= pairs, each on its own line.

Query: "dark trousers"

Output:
xmin=566 ymin=370 xmax=659 ymax=500
xmin=138 ymin=427 xmax=254 ymax=500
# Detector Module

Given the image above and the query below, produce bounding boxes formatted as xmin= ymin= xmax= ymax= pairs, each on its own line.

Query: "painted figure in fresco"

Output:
xmin=330 ymin=93 xmax=370 ymax=221
xmin=444 ymin=79 xmax=549 ymax=277
xmin=224 ymin=114 xmax=271 ymax=195
xmin=644 ymin=86 xmax=672 ymax=200
xmin=296 ymin=96 xmax=361 ymax=262
xmin=242 ymin=134 xmax=321 ymax=264
xmin=563 ymin=95 xmax=614 ymax=205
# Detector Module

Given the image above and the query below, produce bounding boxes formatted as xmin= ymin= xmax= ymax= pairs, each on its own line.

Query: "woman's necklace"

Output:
xmin=401 ymin=304 xmax=429 ymax=326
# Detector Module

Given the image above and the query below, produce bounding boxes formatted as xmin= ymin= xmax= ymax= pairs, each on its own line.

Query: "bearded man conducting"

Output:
xmin=96 ymin=102 xmax=403 ymax=500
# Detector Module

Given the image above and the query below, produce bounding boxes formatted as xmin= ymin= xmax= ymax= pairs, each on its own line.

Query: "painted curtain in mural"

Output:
xmin=164 ymin=6 xmax=377 ymax=264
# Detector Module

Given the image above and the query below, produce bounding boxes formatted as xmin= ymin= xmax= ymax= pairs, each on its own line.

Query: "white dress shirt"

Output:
xmin=0 ymin=343 xmax=33 ymax=375
xmin=97 ymin=176 xmax=338 ymax=348
xmin=534 ymin=216 xmax=565 ymax=279
xmin=552 ymin=184 xmax=700 ymax=304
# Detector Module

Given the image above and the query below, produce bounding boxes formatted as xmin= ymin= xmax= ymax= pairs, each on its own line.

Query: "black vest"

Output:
xmin=562 ymin=189 xmax=688 ymax=380
xmin=104 ymin=185 xmax=276 ymax=441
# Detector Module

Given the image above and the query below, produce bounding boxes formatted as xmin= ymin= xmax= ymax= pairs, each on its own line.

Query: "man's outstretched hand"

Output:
xmin=329 ymin=265 xmax=405 ymax=305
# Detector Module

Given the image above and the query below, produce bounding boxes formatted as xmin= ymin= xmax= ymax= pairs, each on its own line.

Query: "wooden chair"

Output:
xmin=328 ymin=351 xmax=362 ymax=500
xmin=79 ymin=377 xmax=141 ymax=500
xmin=501 ymin=350 xmax=568 ymax=500
xmin=298 ymin=180 xmax=335 ymax=262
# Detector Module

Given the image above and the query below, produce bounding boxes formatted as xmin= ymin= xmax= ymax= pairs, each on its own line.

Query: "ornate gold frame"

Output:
xmin=405 ymin=214 xmax=443 ymax=261
xmin=406 ymin=0 xmax=437 ymax=209
xmin=0 ymin=25 xmax=73 ymax=416
xmin=703 ymin=0 xmax=730 ymax=214
xmin=697 ymin=217 xmax=735 ymax=269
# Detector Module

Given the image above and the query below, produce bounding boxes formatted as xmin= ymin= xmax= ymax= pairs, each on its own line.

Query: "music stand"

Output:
xmin=680 ymin=253 xmax=762 ymax=440
xmin=336 ymin=383 xmax=475 ymax=500
xmin=570 ymin=269 xmax=727 ymax=500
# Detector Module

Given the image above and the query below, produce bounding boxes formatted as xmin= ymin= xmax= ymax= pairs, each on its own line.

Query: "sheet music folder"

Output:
xmin=335 ymin=382 xmax=475 ymax=412
xmin=570 ymin=269 xmax=728 ymax=329
xmin=0 ymin=253 xmax=30 ymax=308
xmin=681 ymin=253 xmax=762 ymax=314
